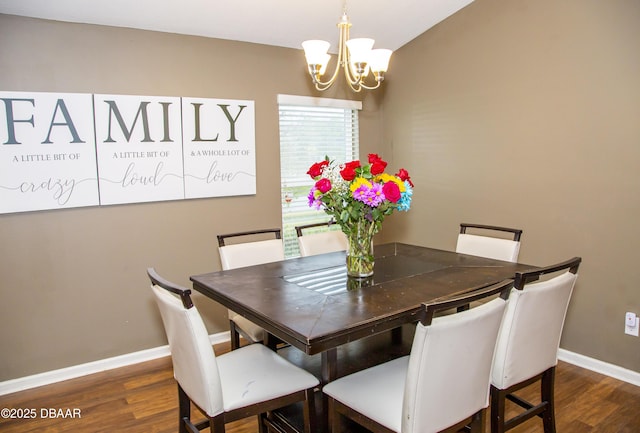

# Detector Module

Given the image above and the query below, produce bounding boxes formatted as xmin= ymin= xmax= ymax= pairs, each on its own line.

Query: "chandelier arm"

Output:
xmin=308 ymin=12 xmax=351 ymax=89
xmin=342 ymin=60 xmax=363 ymax=87
xmin=311 ymin=72 xmax=337 ymax=90
xmin=309 ymin=60 xmax=340 ymax=89
xmin=339 ymin=21 xmax=367 ymax=92
xmin=309 ymin=51 xmax=343 ymax=89
xmin=355 ymin=77 xmax=383 ymax=90
xmin=303 ymin=8 xmax=389 ymax=92
xmin=356 ymin=82 xmax=381 ymax=91
xmin=311 ymin=45 xmax=343 ymax=88
xmin=340 ymin=21 xmax=363 ymax=87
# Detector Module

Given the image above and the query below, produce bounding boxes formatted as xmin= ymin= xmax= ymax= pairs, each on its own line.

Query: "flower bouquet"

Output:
xmin=307 ymin=153 xmax=414 ymax=277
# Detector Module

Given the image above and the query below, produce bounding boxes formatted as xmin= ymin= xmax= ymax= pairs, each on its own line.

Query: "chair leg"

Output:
xmin=209 ymin=414 xmax=225 ymax=433
xmin=302 ymin=388 xmax=317 ymax=433
xmin=257 ymin=413 xmax=267 ymax=433
xmin=541 ymin=367 xmax=557 ymax=433
xmin=490 ymin=385 xmax=507 ymax=433
xmin=178 ymin=384 xmax=191 ymax=433
xmin=229 ymin=320 xmax=241 ymax=350
xmin=328 ymin=397 xmax=341 ymax=433
xmin=490 ymin=367 xmax=557 ymax=433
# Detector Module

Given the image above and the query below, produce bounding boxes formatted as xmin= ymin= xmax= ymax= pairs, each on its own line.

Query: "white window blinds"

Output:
xmin=278 ymin=95 xmax=361 ymax=258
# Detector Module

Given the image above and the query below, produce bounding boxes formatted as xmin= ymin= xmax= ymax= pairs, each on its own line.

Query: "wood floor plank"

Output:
xmin=0 ymin=340 xmax=638 ymax=433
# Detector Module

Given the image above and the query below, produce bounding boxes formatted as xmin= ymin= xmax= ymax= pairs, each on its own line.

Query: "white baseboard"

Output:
xmin=2 ymin=338 xmax=637 ymax=397
xmin=558 ymin=348 xmax=640 ymax=387
xmin=0 ymin=331 xmax=229 ymax=396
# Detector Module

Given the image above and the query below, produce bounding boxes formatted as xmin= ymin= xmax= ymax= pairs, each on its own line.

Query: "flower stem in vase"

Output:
xmin=346 ymin=218 xmax=375 ymax=278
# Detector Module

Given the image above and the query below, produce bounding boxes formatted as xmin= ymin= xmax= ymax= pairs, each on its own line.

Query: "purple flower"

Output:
xmin=353 ymin=182 xmax=385 ymax=207
xmin=308 ymin=187 xmax=323 ymax=210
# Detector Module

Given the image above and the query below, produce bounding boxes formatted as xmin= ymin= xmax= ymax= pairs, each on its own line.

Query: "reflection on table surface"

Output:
xmin=282 ymin=253 xmax=446 ymax=295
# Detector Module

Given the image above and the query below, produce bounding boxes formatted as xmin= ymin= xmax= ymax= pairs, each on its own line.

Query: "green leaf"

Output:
xmin=340 ymin=210 xmax=349 ymax=223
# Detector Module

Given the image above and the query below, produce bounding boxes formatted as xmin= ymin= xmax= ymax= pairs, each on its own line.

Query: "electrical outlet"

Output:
xmin=625 ymin=312 xmax=639 ymax=337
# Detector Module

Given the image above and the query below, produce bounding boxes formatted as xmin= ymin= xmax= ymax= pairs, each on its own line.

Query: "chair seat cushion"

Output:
xmin=229 ymin=312 xmax=265 ymax=342
xmin=323 ymin=356 xmax=408 ymax=432
xmin=217 ymin=343 xmax=319 ymax=412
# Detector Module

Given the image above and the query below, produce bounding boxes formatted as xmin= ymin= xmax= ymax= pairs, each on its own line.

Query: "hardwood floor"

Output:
xmin=1 ymin=339 xmax=638 ymax=433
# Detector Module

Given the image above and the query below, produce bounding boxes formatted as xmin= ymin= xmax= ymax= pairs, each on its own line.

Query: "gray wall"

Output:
xmin=1 ymin=0 xmax=639 ymax=381
xmin=382 ymin=0 xmax=640 ymax=372
xmin=0 ymin=14 xmax=384 ymax=380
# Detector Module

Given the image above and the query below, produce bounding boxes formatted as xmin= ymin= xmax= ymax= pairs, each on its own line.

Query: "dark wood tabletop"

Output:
xmin=190 ymin=243 xmax=534 ymax=371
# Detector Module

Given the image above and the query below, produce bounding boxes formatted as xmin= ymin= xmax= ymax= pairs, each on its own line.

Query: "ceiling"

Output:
xmin=0 ymin=0 xmax=474 ymax=52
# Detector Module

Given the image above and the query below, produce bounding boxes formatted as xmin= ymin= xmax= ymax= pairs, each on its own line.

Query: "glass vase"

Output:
xmin=346 ymin=218 xmax=375 ymax=278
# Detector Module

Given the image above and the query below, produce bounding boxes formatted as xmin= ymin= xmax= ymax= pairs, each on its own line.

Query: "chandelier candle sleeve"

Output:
xmin=307 ymin=154 xmax=414 ymax=278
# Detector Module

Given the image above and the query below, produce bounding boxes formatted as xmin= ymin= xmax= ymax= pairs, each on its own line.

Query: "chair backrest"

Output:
xmin=147 ymin=268 xmax=224 ymax=418
xmin=402 ymin=280 xmax=513 ymax=433
xmin=456 ymin=223 xmax=523 ymax=262
xmin=295 ymin=221 xmax=348 ymax=257
xmin=491 ymin=257 xmax=581 ymax=390
xmin=217 ymin=228 xmax=284 ymax=270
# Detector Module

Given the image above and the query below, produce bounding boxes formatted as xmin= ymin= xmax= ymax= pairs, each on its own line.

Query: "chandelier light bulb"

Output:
xmin=302 ymin=40 xmax=331 ymax=66
xmin=302 ymin=9 xmax=392 ymax=92
xmin=345 ymin=38 xmax=374 ymax=64
xmin=368 ymin=49 xmax=392 ymax=73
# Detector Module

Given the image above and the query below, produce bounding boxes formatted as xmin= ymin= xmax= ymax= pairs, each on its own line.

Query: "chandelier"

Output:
xmin=302 ymin=5 xmax=392 ymax=92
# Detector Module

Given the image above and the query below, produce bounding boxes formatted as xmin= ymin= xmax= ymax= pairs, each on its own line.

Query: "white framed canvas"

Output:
xmin=94 ymin=94 xmax=184 ymax=205
xmin=0 ymin=91 xmax=99 ymax=213
xmin=182 ymin=97 xmax=256 ymax=199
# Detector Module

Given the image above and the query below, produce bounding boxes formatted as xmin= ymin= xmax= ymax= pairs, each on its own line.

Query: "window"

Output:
xmin=278 ymin=95 xmax=361 ymax=258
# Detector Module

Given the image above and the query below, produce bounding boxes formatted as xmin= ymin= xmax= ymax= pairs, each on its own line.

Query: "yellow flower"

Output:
xmin=350 ymin=177 xmax=372 ymax=192
xmin=376 ymin=173 xmax=406 ymax=192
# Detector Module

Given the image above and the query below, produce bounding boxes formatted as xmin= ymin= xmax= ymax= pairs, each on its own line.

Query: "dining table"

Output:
xmin=190 ymin=242 xmax=535 ymax=385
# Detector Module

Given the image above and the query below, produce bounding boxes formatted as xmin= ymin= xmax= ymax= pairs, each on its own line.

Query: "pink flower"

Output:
xmin=315 ymin=178 xmax=332 ymax=193
xmin=382 ymin=181 xmax=401 ymax=203
xmin=353 ymin=182 xmax=385 ymax=207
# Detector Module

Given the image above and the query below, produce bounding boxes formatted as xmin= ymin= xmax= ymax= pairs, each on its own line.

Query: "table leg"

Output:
xmin=321 ymin=348 xmax=337 ymax=384
xmin=320 ymin=348 xmax=337 ymax=432
xmin=391 ymin=327 xmax=403 ymax=345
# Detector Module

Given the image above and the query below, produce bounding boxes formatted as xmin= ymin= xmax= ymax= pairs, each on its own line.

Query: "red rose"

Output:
xmin=340 ymin=160 xmax=361 ymax=181
xmin=368 ymin=153 xmax=388 ymax=175
xmin=368 ymin=153 xmax=382 ymax=163
xmin=371 ymin=160 xmax=387 ymax=175
xmin=396 ymin=168 xmax=414 ymax=187
xmin=382 ymin=181 xmax=401 ymax=203
xmin=315 ymin=178 xmax=332 ymax=193
xmin=307 ymin=160 xmax=329 ymax=179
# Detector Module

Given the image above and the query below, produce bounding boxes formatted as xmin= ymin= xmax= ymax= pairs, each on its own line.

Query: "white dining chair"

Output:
xmin=456 ymin=223 xmax=523 ymax=263
xmin=217 ymin=228 xmax=285 ymax=350
xmin=323 ymin=279 xmax=514 ymax=433
xmin=147 ymin=268 xmax=319 ymax=433
xmin=490 ymin=257 xmax=581 ymax=433
xmin=295 ymin=220 xmax=348 ymax=257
